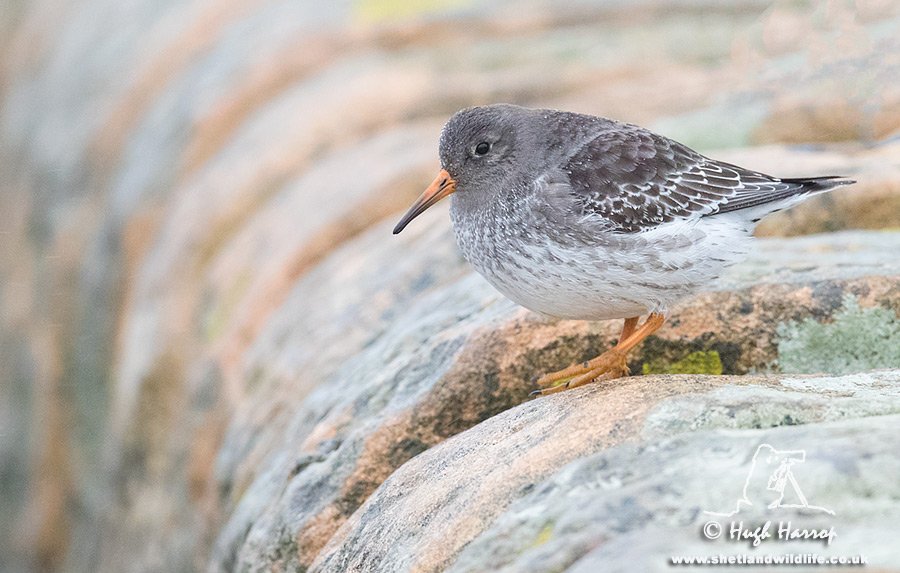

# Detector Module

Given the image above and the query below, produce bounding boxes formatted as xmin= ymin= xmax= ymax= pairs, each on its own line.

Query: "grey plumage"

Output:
xmin=396 ymin=104 xmax=854 ymax=321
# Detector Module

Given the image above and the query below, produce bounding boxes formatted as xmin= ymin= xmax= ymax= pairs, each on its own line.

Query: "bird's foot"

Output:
xmin=530 ymin=349 xmax=629 ymax=397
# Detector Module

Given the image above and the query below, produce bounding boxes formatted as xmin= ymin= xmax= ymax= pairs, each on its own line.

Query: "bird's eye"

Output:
xmin=474 ymin=142 xmax=491 ymax=156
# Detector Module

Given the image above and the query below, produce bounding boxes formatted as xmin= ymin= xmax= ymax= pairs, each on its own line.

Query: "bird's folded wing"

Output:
xmin=558 ymin=125 xmax=835 ymax=233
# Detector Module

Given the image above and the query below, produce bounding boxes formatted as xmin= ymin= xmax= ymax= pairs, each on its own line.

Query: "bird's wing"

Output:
xmin=558 ymin=124 xmax=848 ymax=233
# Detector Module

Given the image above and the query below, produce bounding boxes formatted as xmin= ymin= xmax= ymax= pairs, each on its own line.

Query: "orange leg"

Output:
xmin=619 ymin=316 xmax=639 ymax=344
xmin=531 ymin=313 xmax=666 ymax=397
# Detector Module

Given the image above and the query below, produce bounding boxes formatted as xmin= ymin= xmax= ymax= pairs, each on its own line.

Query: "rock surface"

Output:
xmin=313 ymin=371 xmax=900 ymax=572
xmin=1 ymin=1 xmax=899 ymax=572
xmin=207 ymin=224 xmax=900 ymax=572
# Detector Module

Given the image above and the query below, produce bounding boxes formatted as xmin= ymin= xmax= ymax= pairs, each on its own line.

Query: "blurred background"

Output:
xmin=1 ymin=0 xmax=899 ymax=571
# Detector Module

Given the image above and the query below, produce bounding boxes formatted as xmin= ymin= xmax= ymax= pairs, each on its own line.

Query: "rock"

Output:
xmin=312 ymin=370 xmax=900 ymax=572
xmin=205 ymin=223 xmax=900 ymax=572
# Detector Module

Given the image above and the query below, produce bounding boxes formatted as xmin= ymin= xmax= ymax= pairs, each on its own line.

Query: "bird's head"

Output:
xmin=393 ymin=104 xmax=539 ymax=234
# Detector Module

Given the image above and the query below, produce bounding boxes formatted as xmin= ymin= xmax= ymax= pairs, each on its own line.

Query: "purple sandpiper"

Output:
xmin=393 ymin=104 xmax=854 ymax=395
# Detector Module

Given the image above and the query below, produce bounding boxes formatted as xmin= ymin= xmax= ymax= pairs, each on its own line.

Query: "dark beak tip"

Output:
xmin=392 ymin=216 xmax=412 ymax=235
xmin=392 ymin=169 xmax=455 ymax=236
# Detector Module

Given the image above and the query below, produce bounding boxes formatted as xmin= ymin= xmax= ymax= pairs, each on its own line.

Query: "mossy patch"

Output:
xmin=635 ymin=334 xmax=739 ymax=375
xmin=642 ymin=350 xmax=724 ymax=375
xmin=530 ymin=523 xmax=554 ymax=548
xmin=777 ymin=295 xmax=900 ymax=374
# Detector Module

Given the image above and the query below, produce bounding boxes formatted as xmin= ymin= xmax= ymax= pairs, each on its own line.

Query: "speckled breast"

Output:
xmin=448 ymin=196 xmax=750 ymax=321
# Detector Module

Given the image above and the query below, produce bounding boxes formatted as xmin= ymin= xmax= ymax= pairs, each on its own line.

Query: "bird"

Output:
xmin=392 ymin=104 xmax=854 ymax=396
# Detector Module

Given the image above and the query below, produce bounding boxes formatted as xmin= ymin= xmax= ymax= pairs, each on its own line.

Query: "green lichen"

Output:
xmin=777 ymin=295 xmax=900 ymax=375
xmin=530 ymin=523 xmax=554 ymax=547
xmin=642 ymin=350 xmax=724 ymax=375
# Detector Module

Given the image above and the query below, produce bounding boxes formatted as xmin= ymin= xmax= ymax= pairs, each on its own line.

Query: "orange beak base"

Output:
xmin=393 ymin=169 xmax=457 ymax=234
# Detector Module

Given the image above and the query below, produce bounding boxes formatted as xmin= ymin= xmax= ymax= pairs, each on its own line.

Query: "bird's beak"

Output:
xmin=393 ymin=169 xmax=457 ymax=234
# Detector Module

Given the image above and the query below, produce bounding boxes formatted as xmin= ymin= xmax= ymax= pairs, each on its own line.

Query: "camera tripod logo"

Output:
xmin=705 ymin=444 xmax=835 ymax=517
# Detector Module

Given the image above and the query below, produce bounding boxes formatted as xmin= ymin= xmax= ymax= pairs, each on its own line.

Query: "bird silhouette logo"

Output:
xmin=705 ymin=444 xmax=835 ymax=517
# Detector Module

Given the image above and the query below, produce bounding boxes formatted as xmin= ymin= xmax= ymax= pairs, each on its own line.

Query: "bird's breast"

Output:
xmin=448 ymin=201 xmax=751 ymax=320
xmin=449 ymin=199 xmax=645 ymax=319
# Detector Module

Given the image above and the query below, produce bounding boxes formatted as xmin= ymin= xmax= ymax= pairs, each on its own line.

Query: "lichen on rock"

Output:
xmin=777 ymin=294 xmax=900 ymax=375
xmin=641 ymin=350 xmax=724 ymax=375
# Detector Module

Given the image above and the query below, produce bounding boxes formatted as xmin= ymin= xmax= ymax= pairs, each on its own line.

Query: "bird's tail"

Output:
xmin=733 ymin=175 xmax=855 ymax=224
xmin=779 ymin=175 xmax=856 ymax=192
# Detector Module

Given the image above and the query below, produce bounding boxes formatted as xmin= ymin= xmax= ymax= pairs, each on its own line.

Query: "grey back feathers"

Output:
xmin=440 ymin=104 xmax=854 ymax=234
